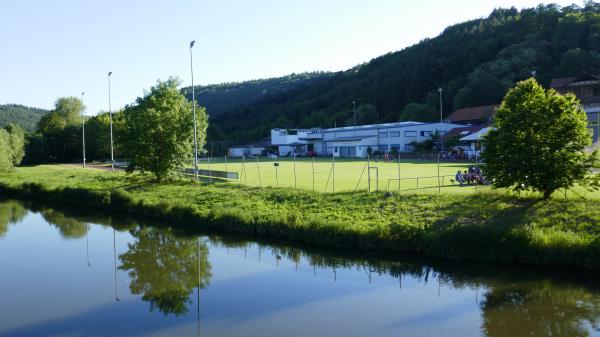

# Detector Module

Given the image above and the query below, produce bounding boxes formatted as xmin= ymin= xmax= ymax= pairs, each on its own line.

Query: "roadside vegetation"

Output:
xmin=1 ymin=165 xmax=599 ymax=270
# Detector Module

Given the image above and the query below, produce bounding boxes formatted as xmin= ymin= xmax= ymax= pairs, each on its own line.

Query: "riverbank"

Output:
xmin=1 ymin=165 xmax=599 ymax=269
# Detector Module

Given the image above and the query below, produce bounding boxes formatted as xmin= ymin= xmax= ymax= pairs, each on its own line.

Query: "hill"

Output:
xmin=183 ymin=2 xmax=600 ymax=142
xmin=183 ymin=72 xmax=332 ymax=118
xmin=0 ymin=104 xmax=49 ymax=132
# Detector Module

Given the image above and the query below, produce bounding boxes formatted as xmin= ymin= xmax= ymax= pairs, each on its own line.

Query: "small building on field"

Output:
xmin=228 ymin=146 xmax=265 ymax=158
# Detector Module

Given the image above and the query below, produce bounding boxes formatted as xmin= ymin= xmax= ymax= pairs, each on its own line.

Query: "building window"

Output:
xmin=378 ymin=145 xmax=388 ymax=151
xmin=594 ymin=87 xmax=600 ymax=97
xmin=405 ymin=144 xmax=416 ymax=151
xmin=405 ymin=131 xmax=417 ymax=137
xmin=390 ymin=145 xmax=400 ymax=151
xmin=390 ymin=131 xmax=401 ymax=137
xmin=379 ymin=131 xmax=388 ymax=138
xmin=420 ymin=131 xmax=433 ymax=137
xmin=334 ymin=147 xmax=338 ymax=152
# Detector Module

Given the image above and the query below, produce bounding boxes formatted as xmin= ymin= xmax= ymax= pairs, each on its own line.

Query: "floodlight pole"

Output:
xmin=439 ymin=88 xmax=444 ymax=153
xmin=190 ymin=40 xmax=199 ymax=181
xmin=108 ymin=72 xmax=115 ymax=172
xmin=81 ymin=91 xmax=86 ymax=168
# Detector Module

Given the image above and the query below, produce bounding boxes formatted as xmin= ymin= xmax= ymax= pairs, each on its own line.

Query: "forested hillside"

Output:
xmin=185 ymin=2 xmax=600 ymax=142
xmin=183 ymin=72 xmax=332 ymax=118
xmin=0 ymin=104 xmax=49 ymax=132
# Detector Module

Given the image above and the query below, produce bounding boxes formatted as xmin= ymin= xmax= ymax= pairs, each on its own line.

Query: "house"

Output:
xmin=271 ymin=128 xmax=323 ymax=156
xmin=271 ymin=122 xmax=467 ymax=158
xmin=446 ymin=105 xmax=498 ymax=126
xmin=550 ymin=72 xmax=600 ymax=145
xmin=459 ymin=127 xmax=492 ymax=154
xmin=444 ymin=125 xmax=487 ymax=153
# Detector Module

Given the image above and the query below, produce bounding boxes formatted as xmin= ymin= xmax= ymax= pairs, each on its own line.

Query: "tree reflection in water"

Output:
xmin=40 ymin=208 xmax=88 ymax=239
xmin=119 ymin=227 xmax=212 ymax=316
xmin=0 ymin=200 xmax=27 ymax=237
xmin=481 ymin=283 xmax=600 ymax=337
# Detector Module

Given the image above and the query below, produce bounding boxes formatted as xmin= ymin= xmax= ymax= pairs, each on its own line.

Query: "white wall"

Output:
xmin=228 ymin=147 xmax=264 ymax=157
xmin=271 ymin=129 xmax=300 ymax=146
xmin=273 ymin=122 xmax=466 ymax=157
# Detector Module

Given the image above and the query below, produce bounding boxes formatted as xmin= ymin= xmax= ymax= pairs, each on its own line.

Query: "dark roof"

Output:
xmin=550 ymin=77 xmax=576 ymax=89
xmin=550 ymin=72 xmax=600 ymax=88
xmin=447 ymin=105 xmax=498 ymax=123
xmin=444 ymin=126 xmax=485 ymax=139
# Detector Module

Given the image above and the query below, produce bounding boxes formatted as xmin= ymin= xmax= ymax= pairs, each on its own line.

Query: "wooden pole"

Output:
xmin=332 ymin=153 xmax=335 ymax=192
xmin=367 ymin=155 xmax=371 ymax=193
xmin=242 ymin=155 xmax=247 ymax=184
xmin=207 ymin=155 xmax=213 ymax=183
xmin=293 ymin=154 xmax=297 ymax=189
xmin=312 ymin=156 xmax=315 ymax=192
xmin=397 ymin=151 xmax=401 ymax=192
xmin=256 ymin=156 xmax=262 ymax=187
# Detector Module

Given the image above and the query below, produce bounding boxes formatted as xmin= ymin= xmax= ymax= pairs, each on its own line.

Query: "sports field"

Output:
xmin=194 ymin=157 xmax=483 ymax=193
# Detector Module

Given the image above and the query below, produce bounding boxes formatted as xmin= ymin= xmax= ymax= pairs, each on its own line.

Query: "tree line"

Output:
xmin=2 ymin=78 xmax=208 ymax=181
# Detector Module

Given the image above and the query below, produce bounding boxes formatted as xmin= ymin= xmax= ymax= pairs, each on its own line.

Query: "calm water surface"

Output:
xmin=0 ymin=199 xmax=599 ymax=337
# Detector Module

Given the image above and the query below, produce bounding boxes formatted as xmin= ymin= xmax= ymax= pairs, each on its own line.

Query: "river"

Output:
xmin=0 ymin=199 xmax=599 ymax=337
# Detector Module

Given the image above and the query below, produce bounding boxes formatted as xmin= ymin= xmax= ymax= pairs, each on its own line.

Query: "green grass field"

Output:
xmin=192 ymin=157 xmax=600 ymax=199
xmin=196 ymin=157 xmax=481 ymax=193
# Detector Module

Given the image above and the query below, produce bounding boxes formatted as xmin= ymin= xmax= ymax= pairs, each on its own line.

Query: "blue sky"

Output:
xmin=0 ymin=0 xmax=581 ymax=115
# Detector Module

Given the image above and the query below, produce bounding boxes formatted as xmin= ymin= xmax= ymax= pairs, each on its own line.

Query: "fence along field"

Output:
xmin=191 ymin=156 xmax=484 ymax=193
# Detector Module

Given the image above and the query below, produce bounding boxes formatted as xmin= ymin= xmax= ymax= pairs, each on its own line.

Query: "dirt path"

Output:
xmin=63 ymin=163 xmax=125 ymax=171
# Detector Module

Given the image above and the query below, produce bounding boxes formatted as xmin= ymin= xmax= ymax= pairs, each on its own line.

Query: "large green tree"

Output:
xmin=122 ymin=78 xmax=208 ymax=181
xmin=4 ymin=123 xmax=25 ymax=166
xmin=33 ymin=97 xmax=84 ymax=163
xmin=0 ymin=124 xmax=26 ymax=170
xmin=0 ymin=129 xmax=13 ymax=171
xmin=483 ymin=78 xmax=600 ymax=199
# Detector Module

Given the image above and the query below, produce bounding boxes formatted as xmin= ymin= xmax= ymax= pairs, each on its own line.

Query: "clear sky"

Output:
xmin=0 ymin=0 xmax=581 ymax=115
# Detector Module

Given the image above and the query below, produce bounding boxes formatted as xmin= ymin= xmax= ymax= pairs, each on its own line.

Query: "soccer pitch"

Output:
xmin=195 ymin=157 xmax=482 ymax=193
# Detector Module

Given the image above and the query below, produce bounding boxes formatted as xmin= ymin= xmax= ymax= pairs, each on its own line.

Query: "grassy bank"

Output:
xmin=1 ymin=165 xmax=599 ymax=269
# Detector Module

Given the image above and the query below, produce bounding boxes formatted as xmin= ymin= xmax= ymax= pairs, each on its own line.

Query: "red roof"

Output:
xmin=447 ymin=105 xmax=498 ymax=123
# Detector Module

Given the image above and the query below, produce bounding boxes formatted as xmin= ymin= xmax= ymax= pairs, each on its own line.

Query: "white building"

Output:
xmin=271 ymin=122 xmax=467 ymax=158
xmin=228 ymin=145 xmax=265 ymax=158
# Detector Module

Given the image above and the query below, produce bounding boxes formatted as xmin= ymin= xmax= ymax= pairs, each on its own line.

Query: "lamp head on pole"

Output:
xmin=190 ymin=40 xmax=195 ymax=48
xmin=81 ymin=91 xmax=85 ymax=96
xmin=438 ymin=88 xmax=443 ymax=93
xmin=108 ymin=71 xmax=112 ymax=77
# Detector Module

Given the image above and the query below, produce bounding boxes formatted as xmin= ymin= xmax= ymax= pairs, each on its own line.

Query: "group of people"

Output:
xmin=455 ymin=165 xmax=487 ymax=185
